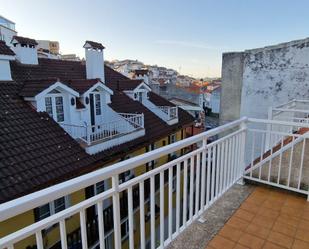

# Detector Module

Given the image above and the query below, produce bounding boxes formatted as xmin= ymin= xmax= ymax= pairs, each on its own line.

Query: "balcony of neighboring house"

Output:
xmin=1 ymin=100 xmax=309 ymax=249
xmin=121 ymin=79 xmax=179 ymax=125
xmin=60 ymin=112 xmax=145 ymax=154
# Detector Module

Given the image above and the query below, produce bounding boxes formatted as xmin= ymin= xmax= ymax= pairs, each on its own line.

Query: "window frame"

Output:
xmin=37 ymin=196 xmax=70 ymax=221
xmin=44 ymin=93 xmax=65 ymax=123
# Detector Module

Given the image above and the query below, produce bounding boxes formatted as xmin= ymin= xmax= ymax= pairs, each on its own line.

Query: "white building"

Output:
xmin=0 ymin=15 xmax=17 ymax=46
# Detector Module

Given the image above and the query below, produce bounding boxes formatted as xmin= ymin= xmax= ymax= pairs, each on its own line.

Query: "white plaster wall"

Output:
xmin=0 ymin=26 xmax=17 ymax=46
xmin=85 ymin=49 xmax=105 ymax=81
xmin=13 ymin=45 xmax=38 ymax=65
xmin=0 ymin=59 xmax=12 ymax=80
xmin=240 ymin=39 xmax=309 ymax=119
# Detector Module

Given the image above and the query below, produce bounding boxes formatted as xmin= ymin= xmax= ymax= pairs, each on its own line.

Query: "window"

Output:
xmin=169 ymin=134 xmax=177 ymax=158
xmin=95 ymin=94 xmax=101 ymax=115
xmin=45 ymin=97 xmax=53 ymax=117
xmin=36 ymin=196 xmax=70 ymax=221
xmin=95 ymin=180 xmax=105 ymax=194
xmin=55 ymin=96 xmax=64 ymax=122
xmin=45 ymin=95 xmax=64 ymax=123
xmin=121 ymin=219 xmax=129 ymax=240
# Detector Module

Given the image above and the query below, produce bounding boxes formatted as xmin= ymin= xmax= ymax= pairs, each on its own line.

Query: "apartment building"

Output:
xmin=0 ymin=15 xmax=17 ymax=46
xmin=0 ymin=35 xmax=195 ymax=249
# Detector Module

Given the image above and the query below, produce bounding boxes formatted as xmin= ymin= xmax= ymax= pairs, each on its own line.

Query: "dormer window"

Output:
xmin=45 ymin=95 xmax=64 ymax=122
xmin=95 ymin=94 xmax=101 ymax=115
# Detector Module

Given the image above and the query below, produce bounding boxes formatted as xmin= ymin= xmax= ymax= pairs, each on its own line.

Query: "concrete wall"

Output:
xmin=221 ymin=38 xmax=309 ymax=123
xmin=220 ymin=52 xmax=244 ymax=124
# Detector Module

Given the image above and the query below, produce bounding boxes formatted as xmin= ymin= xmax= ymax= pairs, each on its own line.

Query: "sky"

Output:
xmin=1 ymin=0 xmax=309 ymax=78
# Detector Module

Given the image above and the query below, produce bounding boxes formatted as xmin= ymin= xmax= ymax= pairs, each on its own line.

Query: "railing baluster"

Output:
xmin=250 ymin=132 xmax=256 ymax=178
xmin=259 ymin=133 xmax=265 ymax=180
xmin=219 ymin=141 xmax=224 ymax=195
xmin=150 ymin=176 xmax=155 ymax=249
xmin=35 ymin=231 xmax=44 ymax=249
xmin=160 ymin=172 xmax=164 ymax=247
xmin=167 ymin=168 xmax=172 ymax=241
xmin=194 ymin=153 xmax=201 ymax=216
xmin=277 ymin=136 xmax=284 ymax=184
xmin=79 ymin=209 xmax=88 ymax=249
xmin=112 ymin=176 xmax=121 ymax=249
xmin=128 ymin=187 xmax=134 ymax=249
xmin=183 ymin=159 xmax=188 ymax=226
xmin=268 ymin=133 xmax=274 ymax=182
xmin=223 ymin=139 xmax=228 ymax=191
xmin=189 ymin=156 xmax=194 ymax=221
xmin=206 ymin=146 xmax=211 ymax=207
xmin=200 ymin=138 xmax=207 ymax=211
xmin=97 ymin=201 xmax=105 ymax=249
xmin=176 ymin=162 xmax=181 ymax=233
xmin=215 ymin=143 xmax=221 ymax=198
xmin=287 ymin=136 xmax=295 ymax=187
xmin=59 ymin=220 xmax=68 ymax=249
xmin=211 ymin=145 xmax=216 ymax=202
xmin=298 ymin=138 xmax=306 ymax=190
xmin=139 ymin=181 xmax=145 ymax=249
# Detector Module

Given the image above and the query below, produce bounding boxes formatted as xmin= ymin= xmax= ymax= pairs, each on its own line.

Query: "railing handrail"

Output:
xmin=0 ymin=117 xmax=247 ymax=222
xmin=248 ymin=117 xmax=309 ymax=128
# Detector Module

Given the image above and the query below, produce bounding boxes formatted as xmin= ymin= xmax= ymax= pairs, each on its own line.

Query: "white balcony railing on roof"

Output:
xmin=1 ymin=118 xmax=309 ymax=249
xmin=157 ymin=106 xmax=178 ymax=120
xmin=60 ymin=113 xmax=144 ymax=145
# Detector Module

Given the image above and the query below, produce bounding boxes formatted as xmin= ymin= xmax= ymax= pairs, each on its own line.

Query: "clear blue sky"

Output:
xmin=2 ymin=0 xmax=309 ymax=77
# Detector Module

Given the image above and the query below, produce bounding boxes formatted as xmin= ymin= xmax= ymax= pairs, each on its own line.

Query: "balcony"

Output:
xmin=60 ymin=113 xmax=145 ymax=154
xmin=1 ymin=108 xmax=309 ymax=249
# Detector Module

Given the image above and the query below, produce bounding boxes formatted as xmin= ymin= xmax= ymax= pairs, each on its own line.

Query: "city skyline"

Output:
xmin=2 ymin=0 xmax=309 ymax=77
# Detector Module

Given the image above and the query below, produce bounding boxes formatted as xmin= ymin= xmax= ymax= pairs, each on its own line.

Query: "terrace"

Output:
xmin=0 ymin=100 xmax=309 ymax=249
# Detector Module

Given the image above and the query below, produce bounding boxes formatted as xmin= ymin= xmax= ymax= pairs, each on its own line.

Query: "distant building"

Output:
xmin=0 ymin=15 xmax=17 ymax=46
xmin=37 ymin=40 xmax=60 ymax=54
xmin=61 ymin=53 xmax=80 ymax=61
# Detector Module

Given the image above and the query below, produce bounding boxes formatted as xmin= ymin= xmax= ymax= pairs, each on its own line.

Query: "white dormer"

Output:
xmin=0 ymin=40 xmax=15 ymax=81
xmin=83 ymin=41 xmax=105 ymax=81
xmin=11 ymin=36 xmax=38 ymax=65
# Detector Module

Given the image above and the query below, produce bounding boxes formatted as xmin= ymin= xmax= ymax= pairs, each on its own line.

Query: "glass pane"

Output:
xmin=54 ymin=197 xmax=66 ymax=213
xmin=45 ymin=97 xmax=53 ymax=117
xmin=38 ymin=203 xmax=50 ymax=220
xmin=95 ymin=94 xmax=101 ymax=115
xmin=96 ymin=181 xmax=105 ymax=194
xmin=55 ymin=96 xmax=63 ymax=105
xmin=55 ymin=96 xmax=64 ymax=122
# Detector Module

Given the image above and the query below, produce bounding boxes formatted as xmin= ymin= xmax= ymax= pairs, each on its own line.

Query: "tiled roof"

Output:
xmin=84 ymin=40 xmax=105 ymax=50
xmin=0 ymin=58 xmax=194 ymax=203
xmin=20 ymin=78 xmax=107 ymax=97
xmin=12 ymin=36 xmax=38 ymax=46
xmin=113 ymin=79 xmax=143 ymax=91
xmin=0 ymin=41 xmax=15 ymax=56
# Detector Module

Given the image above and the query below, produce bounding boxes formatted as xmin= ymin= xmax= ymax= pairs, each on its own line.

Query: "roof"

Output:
xmin=12 ymin=36 xmax=38 ymax=46
xmin=0 ymin=40 xmax=15 ymax=56
xmin=109 ymin=79 xmax=144 ymax=91
xmin=84 ymin=40 xmax=105 ymax=50
xmin=134 ymin=69 xmax=148 ymax=76
xmin=0 ymin=58 xmax=194 ymax=203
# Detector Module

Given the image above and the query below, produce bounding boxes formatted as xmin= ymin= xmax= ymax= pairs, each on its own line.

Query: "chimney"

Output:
xmin=11 ymin=36 xmax=38 ymax=65
xmin=0 ymin=40 xmax=15 ymax=81
xmin=83 ymin=41 xmax=105 ymax=81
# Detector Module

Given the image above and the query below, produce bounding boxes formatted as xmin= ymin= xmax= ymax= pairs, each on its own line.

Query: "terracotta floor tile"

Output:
xmin=298 ymin=219 xmax=309 ymax=231
xmin=257 ymin=207 xmax=280 ymax=219
xmin=281 ymin=206 xmax=304 ymax=218
xmin=272 ymin=221 xmax=297 ymax=237
xmin=234 ymin=209 xmax=256 ymax=222
xmin=241 ymin=202 xmax=261 ymax=214
xmin=246 ymin=223 xmax=271 ymax=239
xmin=234 ymin=244 xmax=251 ymax=249
xmin=219 ymin=225 xmax=243 ymax=242
xmin=238 ymin=233 xmax=265 ymax=249
xmin=276 ymin=214 xmax=300 ymax=228
xmin=262 ymin=199 xmax=283 ymax=212
xmin=292 ymin=239 xmax=309 ymax=249
xmin=267 ymin=231 xmax=293 ymax=248
xmin=301 ymin=210 xmax=309 ymax=221
xmin=246 ymin=195 xmax=267 ymax=206
xmin=252 ymin=215 xmax=276 ymax=229
xmin=295 ymin=228 xmax=309 ymax=243
xmin=227 ymin=217 xmax=250 ymax=231
xmin=263 ymin=241 xmax=286 ymax=249
xmin=208 ymin=235 xmax=236 ymax=249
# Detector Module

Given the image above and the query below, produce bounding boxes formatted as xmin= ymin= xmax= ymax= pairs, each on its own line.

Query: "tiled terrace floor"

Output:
xmin=206 ymin=186 xmax=309 ymax=249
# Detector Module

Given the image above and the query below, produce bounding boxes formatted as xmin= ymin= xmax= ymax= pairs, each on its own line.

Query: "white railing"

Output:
xmin=1 ymin=117 xmax=309 ymax=249
xmin=61 ymin=113 xmax=144 ymax=145
xmin=244 ymin=118 xmax=309 ymax=197
xmin=119 ymin=113 xmax=144 ymax=129
xmin=157 ymin=106 xmax=178 ymax=120
xmin=0 ymin=118 xmax=247 ymax=249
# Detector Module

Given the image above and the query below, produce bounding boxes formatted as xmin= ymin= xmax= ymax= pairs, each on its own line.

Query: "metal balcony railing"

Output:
xmin=1 ymin=117 xmax=309 ymax=249
xmin=156 ymin=106 xmax=178 ymax=120
xmin=60 ymin=113 xmax=144 ymax=145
